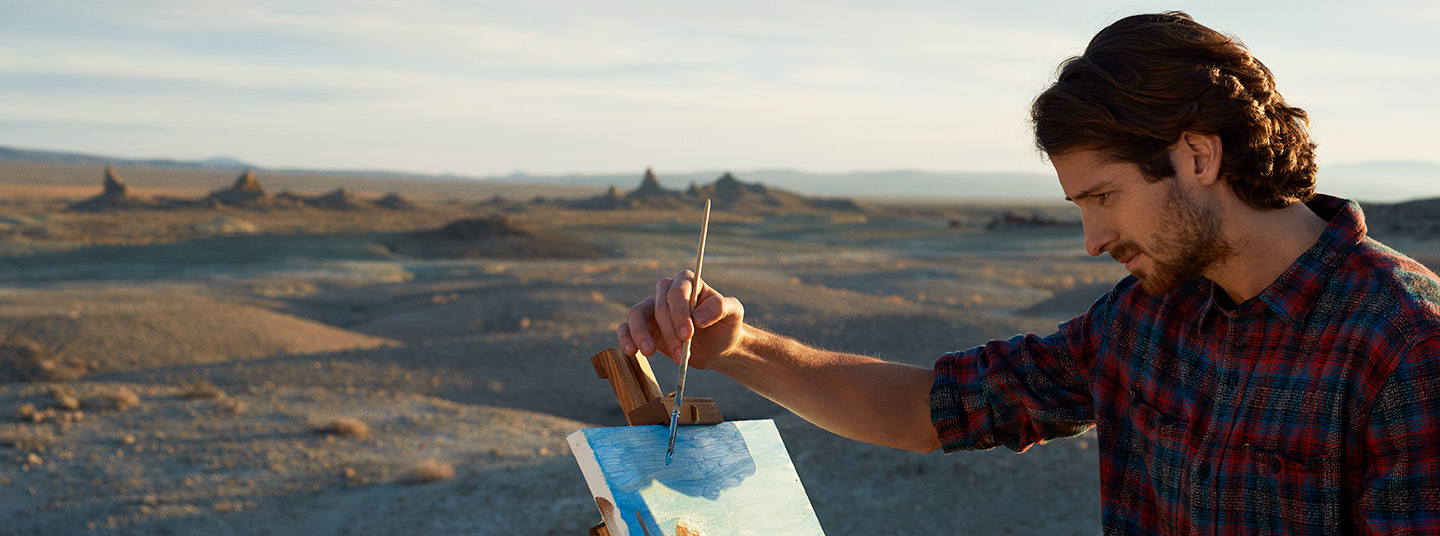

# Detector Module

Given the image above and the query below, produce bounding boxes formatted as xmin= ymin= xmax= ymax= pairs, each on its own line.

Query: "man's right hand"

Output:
xmin=616 ymin=270 xmax=941 ymax=453
xmin=617 ymin=270 xmax=746 ymax=370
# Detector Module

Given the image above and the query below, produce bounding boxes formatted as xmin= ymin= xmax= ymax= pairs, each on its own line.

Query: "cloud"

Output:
xmin=0 ymin=1 xmax=1434 ymax=175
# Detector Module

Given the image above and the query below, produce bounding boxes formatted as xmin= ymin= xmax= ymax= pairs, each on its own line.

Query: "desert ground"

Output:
xmin=2 ymin=161 xmax=1436 ymax=535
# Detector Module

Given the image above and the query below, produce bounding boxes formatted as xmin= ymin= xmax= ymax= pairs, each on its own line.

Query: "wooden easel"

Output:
xmin=586 ymin=347 xmax=724 ymax=536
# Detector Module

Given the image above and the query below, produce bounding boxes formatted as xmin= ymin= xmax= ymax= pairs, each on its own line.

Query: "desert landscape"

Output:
xmin=2 ymin=160 xmax=1437 ymax=535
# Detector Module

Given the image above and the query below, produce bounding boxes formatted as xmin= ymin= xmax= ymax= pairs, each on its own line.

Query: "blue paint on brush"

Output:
xmin=666 ymin=408 xmax=679 ymax=465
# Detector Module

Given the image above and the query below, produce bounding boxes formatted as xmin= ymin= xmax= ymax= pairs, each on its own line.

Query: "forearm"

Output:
xmin=710 ymin=324 xmax=941 ymax=453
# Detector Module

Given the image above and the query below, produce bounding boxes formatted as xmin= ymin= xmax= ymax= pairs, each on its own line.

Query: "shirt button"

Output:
xmin=1145 ymin=413 xmax=1158 ymax=430
xmin=1268 ymin=455 xmax=1283 ymax=474
xmin=1196 ymin=462 xmax=1210 ymax=481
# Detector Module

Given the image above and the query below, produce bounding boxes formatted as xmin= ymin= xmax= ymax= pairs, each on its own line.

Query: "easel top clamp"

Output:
xmin=586 ymin=347 xmax=723 ymax=536
xmin=589 ymin=347 xmax=723 ymax=427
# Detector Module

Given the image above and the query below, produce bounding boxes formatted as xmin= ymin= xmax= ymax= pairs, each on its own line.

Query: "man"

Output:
xmin=618 ymin=12 xmax=1440 ymax=535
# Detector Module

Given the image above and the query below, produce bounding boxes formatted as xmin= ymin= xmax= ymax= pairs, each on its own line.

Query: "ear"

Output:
xmin=1172 ymin=132 xmax=1223 ymax=186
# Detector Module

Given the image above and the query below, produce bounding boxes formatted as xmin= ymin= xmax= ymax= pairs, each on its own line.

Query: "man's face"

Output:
xmin=1053 ymin=150 xmax=1235 ymax=294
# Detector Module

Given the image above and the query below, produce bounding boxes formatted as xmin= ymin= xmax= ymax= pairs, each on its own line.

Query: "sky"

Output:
xmin=1 ymin=1 xmax=1437 ymax=178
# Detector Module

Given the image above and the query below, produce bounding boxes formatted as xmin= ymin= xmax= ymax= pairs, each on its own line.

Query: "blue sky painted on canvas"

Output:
xmin=1 ymin=1 xmax=1436 ymax=177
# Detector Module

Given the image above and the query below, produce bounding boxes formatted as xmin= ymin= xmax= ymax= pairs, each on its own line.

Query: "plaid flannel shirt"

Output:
xmin=932 ymin=194 xmax=1440 ymax=535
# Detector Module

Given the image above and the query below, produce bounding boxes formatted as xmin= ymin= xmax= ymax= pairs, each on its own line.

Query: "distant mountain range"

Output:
xmin=0 ymin=145 xmax=461 ymax=182
xmin=1316 ymin=162 xmax=1440 ymax=203
xmin=494 ymin=169 xmax=1066 ymax=201
xmin=0 ymin=145 xmax=254 ymax=170
xmin=508 ymin=162 xmax=1440 ymax=203
xmin=1 ymin=144 xmax=1436 ymax=202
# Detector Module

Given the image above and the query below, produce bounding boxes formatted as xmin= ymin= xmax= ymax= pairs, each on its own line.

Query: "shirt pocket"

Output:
xmin=1122 ymin=398 xmax=1190 ymax=533
xmin=1241 ymin=444 xmax=1341 ymax=535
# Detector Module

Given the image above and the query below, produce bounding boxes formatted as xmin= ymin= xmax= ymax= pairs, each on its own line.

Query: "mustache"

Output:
xmin=1109 ymin=241 xmax=1142 ymax=263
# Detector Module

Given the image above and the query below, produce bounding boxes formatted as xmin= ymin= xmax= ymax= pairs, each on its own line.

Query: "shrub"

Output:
xmin=408 ymin=458 xmax=454 ymax=484
xmin=85 ymin=387 xmax=140 ymax=411
xmin=180 ymin=381 xmax=224 ymax=400
xmin=319 ymin=417 xmax=368 ymax=438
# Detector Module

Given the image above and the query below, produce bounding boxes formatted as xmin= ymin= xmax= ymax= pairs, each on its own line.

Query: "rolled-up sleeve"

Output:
xmin=931 ymin=288 xmax=1113 ymax=453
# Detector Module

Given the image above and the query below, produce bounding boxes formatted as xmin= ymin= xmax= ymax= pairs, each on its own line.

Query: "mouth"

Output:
xmin=1118 ymin=254 xmax=1141 ymax=271
xmin=1109 ymin=243 xmax=1142 ymax=271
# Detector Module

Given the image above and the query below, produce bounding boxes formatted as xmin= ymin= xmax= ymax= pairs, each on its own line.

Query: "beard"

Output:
xmin=1110 ymin=181 xmax=1236 ymax=295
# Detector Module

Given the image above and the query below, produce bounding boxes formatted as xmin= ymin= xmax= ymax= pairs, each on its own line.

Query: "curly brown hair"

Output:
xmin=1031 ymin=12 xmax=1317 ymax=209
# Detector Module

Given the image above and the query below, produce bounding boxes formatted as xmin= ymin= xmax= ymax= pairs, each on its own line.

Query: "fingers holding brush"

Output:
xmin=617 ymin=273 xmax=690 ymax=358
xmin=691 ymin=285 xmax=742 ymax=330
xmin=666 ymin=269 xmax=701 ymax=340
xmin=652 ymin=274 xmax=686 ymax=356
xmin=617 ymin=271 xmax=745 ymax=367
xmin=618 ymin=294 xmax=658 ymax=357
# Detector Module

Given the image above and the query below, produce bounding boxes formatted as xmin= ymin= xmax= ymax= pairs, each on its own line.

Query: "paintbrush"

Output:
xmin=667 ymin=198 xmax=711 ymax=465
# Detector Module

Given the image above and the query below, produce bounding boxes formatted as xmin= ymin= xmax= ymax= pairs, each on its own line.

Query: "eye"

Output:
xmin=1093 ymin=192 xmax=1110 ymax=204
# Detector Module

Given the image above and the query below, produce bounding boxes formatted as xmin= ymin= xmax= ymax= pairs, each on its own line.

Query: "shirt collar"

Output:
xmin=1237 ymin=194 xmax=1364 ymax=326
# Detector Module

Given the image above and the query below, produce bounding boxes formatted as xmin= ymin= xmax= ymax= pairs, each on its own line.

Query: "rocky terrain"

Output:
xmin=2 ymin=162 xmax=1438 ymax=535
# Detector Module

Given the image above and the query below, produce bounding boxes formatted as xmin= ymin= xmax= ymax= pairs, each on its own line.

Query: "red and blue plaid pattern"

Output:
xmin=932 ymin=195 xmax=1440 ymax=535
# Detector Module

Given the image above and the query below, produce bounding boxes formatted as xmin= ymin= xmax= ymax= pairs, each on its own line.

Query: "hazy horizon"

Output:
xmin=3 ymin=140 xmax=1438 ymax=181
xmin=5 ymin=141 xmax=1438 ymax=203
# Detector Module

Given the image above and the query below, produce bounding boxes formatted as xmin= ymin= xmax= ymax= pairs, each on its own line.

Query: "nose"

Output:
xmin=1081 ymin=212 xmax=1117 ymax=257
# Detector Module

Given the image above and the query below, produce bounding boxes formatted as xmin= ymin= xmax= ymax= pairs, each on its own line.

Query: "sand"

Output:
xmin=3 ymin=163 xmax=1438 ymax=535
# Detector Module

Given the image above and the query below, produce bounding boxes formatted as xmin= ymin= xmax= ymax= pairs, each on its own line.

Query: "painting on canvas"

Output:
xmin=568 ymin=419 xmax=825 ymax=536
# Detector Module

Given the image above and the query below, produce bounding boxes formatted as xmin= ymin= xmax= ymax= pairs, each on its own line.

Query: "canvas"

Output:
xmin=568 ymin=419 xmax=825 ymax=536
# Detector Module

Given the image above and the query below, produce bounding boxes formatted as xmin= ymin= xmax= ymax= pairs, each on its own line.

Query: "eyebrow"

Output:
xmin=1064 ymin=180 xmax=1113 ymax=202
